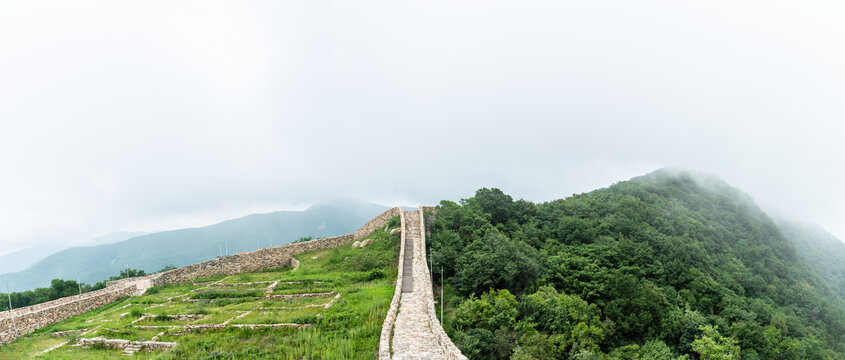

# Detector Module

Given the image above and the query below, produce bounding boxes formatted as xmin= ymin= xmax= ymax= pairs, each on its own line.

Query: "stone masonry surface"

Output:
xmin=379 ymin=210 xmax=407 ymax=359
xmin=0 ymin=207 xmax=401 ymax=345
xmin=390 ymin=209 xmax=467 ymax=360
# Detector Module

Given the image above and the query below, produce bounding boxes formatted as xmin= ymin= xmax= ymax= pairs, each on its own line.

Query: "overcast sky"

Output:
xmin=1 ymin=1 xmax=844 ymax=256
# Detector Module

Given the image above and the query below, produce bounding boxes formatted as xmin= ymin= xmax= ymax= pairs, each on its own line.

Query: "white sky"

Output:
xmin=1 ymin=1 xmax=844 ymax=255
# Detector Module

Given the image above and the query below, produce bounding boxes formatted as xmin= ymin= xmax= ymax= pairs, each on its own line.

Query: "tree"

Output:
xmin=691 ymin=325 xmax=741 ymax=360
xmin=465 ymin=188 xmax=515 ymax=225
xmin=453 ymin=227 xmax=540 ymax=296
xmin=109 ymin=268 xmax=146 ymax=281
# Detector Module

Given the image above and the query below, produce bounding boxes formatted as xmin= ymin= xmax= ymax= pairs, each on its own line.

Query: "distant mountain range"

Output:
xmin=0 ymin=200 xmax=388 ymax=292
xmin=0 ymin=231 xmax=148 ymax=275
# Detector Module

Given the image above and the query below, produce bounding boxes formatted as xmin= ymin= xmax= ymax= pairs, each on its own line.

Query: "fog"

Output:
xmin=1 ymin=1 xmax=844 ymax=255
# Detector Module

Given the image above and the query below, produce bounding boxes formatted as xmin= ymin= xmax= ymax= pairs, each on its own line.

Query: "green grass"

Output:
xmin=230 ymin=307 xmax=323 ymax=325
xmin=190 ymin=289 xmax=263 ymax=300
xmin=0 ymin=216 xmax=401 ymax=359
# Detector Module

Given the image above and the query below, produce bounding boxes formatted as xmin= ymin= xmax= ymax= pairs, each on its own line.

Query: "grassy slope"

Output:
xmin=0 ymin=216 xmax=400 ymax=360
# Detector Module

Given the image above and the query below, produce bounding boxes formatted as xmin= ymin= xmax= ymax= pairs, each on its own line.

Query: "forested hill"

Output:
xmin=429 ymin=169 xmax=845 ymax=359
xmin=777 ymin=218 xmax=845 ymax=304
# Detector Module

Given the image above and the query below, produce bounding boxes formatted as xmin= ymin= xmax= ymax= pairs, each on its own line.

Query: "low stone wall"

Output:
xmin=151 ymin=233 xmax=352 ymax=285
xmin=77 ymin=337 xmax=177 ymax=350
xmin=418 ymin=206 xmax=467 ymax=360
xmin=0 ymin=285 xmax=135 ymax=344
xmin=379 ymin=210 xmax=407 ymax=359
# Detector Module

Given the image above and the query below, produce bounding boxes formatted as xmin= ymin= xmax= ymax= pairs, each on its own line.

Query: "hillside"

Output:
xmin=0 ymin=220 xmax=401 ymax=359
xmin=0 ymin=200 xmax=388 ymax=292
xmin=777 ymin=219 xmax=845 ymax=303
xmin=428 ymin=169 xmax=845 ymax=359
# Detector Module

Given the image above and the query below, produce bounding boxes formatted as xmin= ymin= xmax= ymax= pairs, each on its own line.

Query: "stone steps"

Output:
xmin=122 ymin=343 xmax=141 ymax=356
xmin=392 ymin=210 xmax=446 ymax=359
xmin=402 ymin=225 xmax=415 ymax=293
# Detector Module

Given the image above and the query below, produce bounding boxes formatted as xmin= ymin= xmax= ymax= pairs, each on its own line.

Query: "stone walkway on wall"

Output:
xmin=391 ymin=210 xmax=446 ymax=360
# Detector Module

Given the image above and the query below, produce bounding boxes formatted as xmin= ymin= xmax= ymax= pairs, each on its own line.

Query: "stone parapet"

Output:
xmin=379 ymin=209 xmax=406 ymax=359
xmin=353 ymin=207 xmax=402 ymax=241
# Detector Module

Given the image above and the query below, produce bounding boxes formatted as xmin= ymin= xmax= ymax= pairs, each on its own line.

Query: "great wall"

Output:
xmin=0 ymin=206 xmax=467 ymax=359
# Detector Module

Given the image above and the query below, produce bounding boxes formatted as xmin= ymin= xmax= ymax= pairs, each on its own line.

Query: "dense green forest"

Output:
xmin=777 ymin=219 xmax=845 ymax=304
xmin=428 ymin=170 xmax=845 ymax=359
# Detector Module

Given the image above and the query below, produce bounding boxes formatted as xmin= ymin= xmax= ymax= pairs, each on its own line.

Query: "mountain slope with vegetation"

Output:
xmin=777 ymin=219 xmax=845 ymax=304
xmin=428 ymin=169 xmax=845 ymax=359
xmin=0 ymin=217 xmax=401 ymax=359
xmin=0 ymin=200 xmax=387 ymax=292
xmin=0 ymin=232 xmax=147 ymax=275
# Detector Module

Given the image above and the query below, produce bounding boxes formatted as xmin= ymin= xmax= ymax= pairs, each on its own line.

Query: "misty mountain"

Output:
xmin=777 ymin=218 xmax=845 ymax=303
xmin=0 ymin=200 xmax=388 ymax=292
xmin=0 ymin=232 xmax=147 ymax=275
xmin=430 ymin=169 xmax=844 ymax=358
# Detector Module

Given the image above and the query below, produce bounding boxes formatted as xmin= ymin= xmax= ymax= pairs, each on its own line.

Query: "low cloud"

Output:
xmin=0 ymin=0 xmax=843 ymax=253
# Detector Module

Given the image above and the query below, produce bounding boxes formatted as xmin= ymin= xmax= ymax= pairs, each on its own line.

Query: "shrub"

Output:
xmin=365 ymin=268 xmax=385 ymax=281
xmin=129 ymin=307 xmax=144 ymax=318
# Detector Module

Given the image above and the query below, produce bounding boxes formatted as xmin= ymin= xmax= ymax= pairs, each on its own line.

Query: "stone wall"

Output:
xmin=353 ymin=207 xmax=402 ymax=241
xmin=151 ymin=233 xmax=352 ymax=285
xmin=418 ymin=206 xmax=467 ymax=360
xmin=379 ymin=210 xmax=407 ymax=359
xmin=0 ymin=285 xmax=135 ymax=344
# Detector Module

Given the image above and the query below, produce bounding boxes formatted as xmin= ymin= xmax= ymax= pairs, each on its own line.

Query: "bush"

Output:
xmin=129 ymin=307 xmax=144 ymax=318
xmin=365 ymin=268 xmax=385 ymax=281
